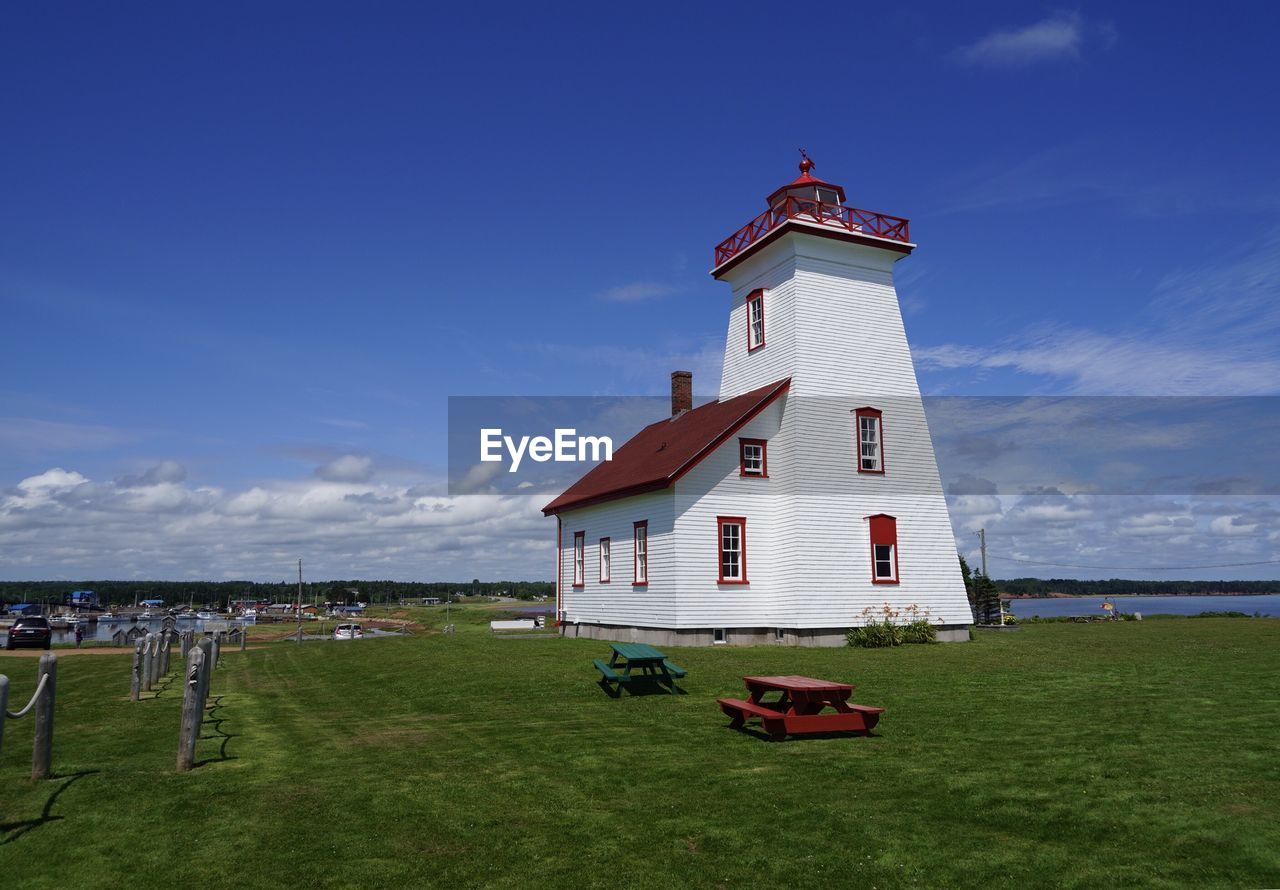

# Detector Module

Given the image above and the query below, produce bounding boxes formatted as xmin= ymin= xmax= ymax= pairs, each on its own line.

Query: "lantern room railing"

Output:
xmin=714 ymin=196 xmax=910 ymax=268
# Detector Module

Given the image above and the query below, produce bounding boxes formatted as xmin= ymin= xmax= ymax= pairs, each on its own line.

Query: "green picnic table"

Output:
xmin=592 ymin=642 xmax=687 ymax=694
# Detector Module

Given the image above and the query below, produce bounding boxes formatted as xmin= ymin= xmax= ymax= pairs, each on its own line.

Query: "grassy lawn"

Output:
xmin=1 ymin=610 xmax=1277 ymax=888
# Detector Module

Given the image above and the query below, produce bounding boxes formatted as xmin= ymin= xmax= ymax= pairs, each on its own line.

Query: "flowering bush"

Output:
xmin=847 ymin=603 xmax=938 ymax=648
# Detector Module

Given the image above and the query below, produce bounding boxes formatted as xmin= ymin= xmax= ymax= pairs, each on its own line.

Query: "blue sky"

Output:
xmin=2 ymin=3 xmax=1279 ymax=581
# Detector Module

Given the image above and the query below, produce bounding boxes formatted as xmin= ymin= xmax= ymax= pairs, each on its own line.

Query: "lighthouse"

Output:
xmin=544 ymin=157 xmax=972 ymax=645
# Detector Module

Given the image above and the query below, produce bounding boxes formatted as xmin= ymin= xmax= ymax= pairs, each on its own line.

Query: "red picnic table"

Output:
xmin=717 ymin=675 xmax=884 ymax=740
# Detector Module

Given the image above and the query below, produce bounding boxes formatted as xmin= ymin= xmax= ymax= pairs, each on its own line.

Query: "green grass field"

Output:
xmin=2 ymin=610 xmax=1278 ymax=888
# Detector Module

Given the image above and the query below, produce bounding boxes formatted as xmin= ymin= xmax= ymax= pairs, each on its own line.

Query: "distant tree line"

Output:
xmin=0 ymin=578 xmax=555 ymax=608
xmin=996 ymin=578 xmax=1279 ymax=597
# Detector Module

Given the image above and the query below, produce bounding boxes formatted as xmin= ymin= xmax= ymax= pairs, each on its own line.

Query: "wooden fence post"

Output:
xmin=240 ymin=627 xmax=247 ymax=651
xmin=142 ymin=633 xmax=155 ymax=692
xmin=196 ymin=637 xmax=214 ymax=708
xmin=130 ymin=640 xmax=143 ymax=701
xmin=176 ymin=644 xmax=205 ymax=771
xmin=180 ymin=630 xmax=191 ymax=659
xmin=32 ymin=653 xmax=56 ymax=780
xmin=0 ymin=674 xmax=8 ymax=757
xmin=159 ymin=630 xmax=170 ymax=675
xmin=147 ymin=632 xmax=159 ymax=691
xmin=211 ymin=634 xmax=221 ymax=670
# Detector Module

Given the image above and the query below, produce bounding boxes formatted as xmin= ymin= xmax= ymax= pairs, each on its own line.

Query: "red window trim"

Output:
xmin=598 ymin=536 xmax=611 ymax=583
xmin=855 ymin=406 xmax=886 ymax=475
xmin=717 ymin=516 xmax=748 ymax=584
xmin=738 ymin=437 xmax=769 ymax=478
xmin=867 ymin=513 xmax=899 ymax=585
xmin=632 ymin=520 xmax=648 ymax=586
xmin=572 ymin=530 xmax=585 ymax=588
xmin=745 ymin=289 xmax=765 ymax=353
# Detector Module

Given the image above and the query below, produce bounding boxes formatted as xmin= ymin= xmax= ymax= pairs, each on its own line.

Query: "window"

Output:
xmin=717 ymin=516 xmax=747 ymax=583
xmin=713 ymin=628 xmax=727 ymax=644
xmin=633 ymin=521 xmax=648 ymax=585
xmin=572 ymin=532 xmax=585 ymax=587
xmin=868 ymin=514 xmax=899 ymax=584
xmin=598 ymin=537 xmax=610 ymax=583
xmin=746 ymin=289 xmax=765 ymax=352
xmin=856 ymin=407 xmax=885 ymax=474
xmin=739 ymin=438 xmax=768 ymax=477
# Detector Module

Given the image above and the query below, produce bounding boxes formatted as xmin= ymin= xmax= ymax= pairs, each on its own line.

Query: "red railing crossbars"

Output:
xmin=714 ymin=197 xmax=910 ymax=267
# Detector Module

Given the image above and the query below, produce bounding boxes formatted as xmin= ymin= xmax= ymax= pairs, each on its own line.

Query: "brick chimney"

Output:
xmin=671 ymin=370 xmax=692 ymax=416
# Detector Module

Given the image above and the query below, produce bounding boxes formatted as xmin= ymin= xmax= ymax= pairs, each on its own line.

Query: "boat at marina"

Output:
xmin=48 ymin=616 xmax=72 ymax=630
xmin=195 ymin=610 xmax=217 ymax=620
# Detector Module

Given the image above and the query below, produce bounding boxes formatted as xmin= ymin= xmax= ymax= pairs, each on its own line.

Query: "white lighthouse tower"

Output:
xmin=545 ymin=157 xmax=972 ymax=645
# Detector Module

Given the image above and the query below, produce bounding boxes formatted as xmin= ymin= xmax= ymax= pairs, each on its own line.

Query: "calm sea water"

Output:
xmin=1006 ymin=594 xmax=1280 ymax=618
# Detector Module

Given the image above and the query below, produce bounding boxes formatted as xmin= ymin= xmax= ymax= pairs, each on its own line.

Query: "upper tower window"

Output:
xmin=856 ymin=407 xmax=885 ymax=474
xmin=746 ymin=289 xmax=765 ymax=351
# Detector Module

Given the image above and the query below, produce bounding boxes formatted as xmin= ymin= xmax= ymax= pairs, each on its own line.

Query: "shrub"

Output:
xmin=900 ymin=618 xmax=937 ymax=644
xmin=847 ymin=620 xmax=902 ymax=648
xmin=847 ymin=603 xmax=938 ymax=648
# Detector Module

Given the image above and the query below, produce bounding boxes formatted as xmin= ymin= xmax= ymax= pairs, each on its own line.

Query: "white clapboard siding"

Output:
xmin=557 ymin=490 xmax=676 ymax=628
xmin=555 ymin=218 xmax=972 ymax=635
xmin=716 ymin=229 xmax=971 ymax=628
xmin=670 ymin=397 xmax=785 ymax=628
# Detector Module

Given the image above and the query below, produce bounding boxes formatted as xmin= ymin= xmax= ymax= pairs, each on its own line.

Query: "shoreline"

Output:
xmin=1002 ymin=591 xmax=1278 ymax=599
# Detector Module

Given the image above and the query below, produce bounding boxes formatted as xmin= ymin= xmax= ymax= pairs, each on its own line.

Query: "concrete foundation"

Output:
xmin=560 ymin=622 xmax=971 ymax=647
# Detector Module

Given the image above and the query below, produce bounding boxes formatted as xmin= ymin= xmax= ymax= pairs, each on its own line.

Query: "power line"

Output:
xmin=988 ymin=554 xmax=1280 ymax=572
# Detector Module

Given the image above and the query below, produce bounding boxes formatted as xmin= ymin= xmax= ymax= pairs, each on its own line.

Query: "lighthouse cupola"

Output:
xmin=765 ymin=153 xmax=846 ymax=209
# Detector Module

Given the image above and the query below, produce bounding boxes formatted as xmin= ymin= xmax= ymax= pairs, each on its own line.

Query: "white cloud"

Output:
xmin=954 ymin=13 xmax=1086 ymax=68
xmin=914 ymin=230 xmax=1280 ymax=396
xmin=16 ymin=467 xmax=88 ymax=494
xmin=594 ymin=282 xmax=679 ymax=303
xmin=1209 ymin=515 xmax=1259 ymax=537
xmin=315 ymin=454 xmax=374 ymax=483
xmin=0 ymin=464 xmax=549 ymax=581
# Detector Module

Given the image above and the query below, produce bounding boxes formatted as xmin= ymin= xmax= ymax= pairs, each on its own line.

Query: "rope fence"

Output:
xmin=0 ymin=653 xmax=58 ymax=779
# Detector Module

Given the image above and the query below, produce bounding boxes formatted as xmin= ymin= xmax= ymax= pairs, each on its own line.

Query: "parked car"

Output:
xmin=6 ymin=615 xmax=52 ymax=650
xmin=333 ymin=623 xmax=364 ymax=640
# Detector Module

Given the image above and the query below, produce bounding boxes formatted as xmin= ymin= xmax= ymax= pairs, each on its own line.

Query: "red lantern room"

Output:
xmin=712 ymin=153 xmax=913 ymax=278
xmin=765 ymin=153 xmax=847 ymax=208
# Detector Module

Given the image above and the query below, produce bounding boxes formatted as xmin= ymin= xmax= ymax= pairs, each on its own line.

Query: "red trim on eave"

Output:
xmin=717 ymin=516 xmax=748 ymax=584
xmin=541 ymin=378 xmax=790 ymax=516
xmin=543 ymin=478 xmax=669 ymax=516
xmin=739 ymin=437 xmax=768 ymax=478
xmin=746 ymin=289 xmax=765 ymax=353
xmin=633 ymin=520 xmax=648 ymax=586
xmin=855 ymin=406 xmax=886 ymax=475
xmin=711 ymin=221 xmax=914 ymax=279
xmin=668 ymin=379 xmax=789 ymax=487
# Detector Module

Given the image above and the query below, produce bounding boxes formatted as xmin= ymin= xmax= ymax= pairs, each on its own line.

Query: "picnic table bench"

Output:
xmin=593 ymin=643 xmax=686 ymax=693
xmin=718 ymin=675 xmax=883 ymax=740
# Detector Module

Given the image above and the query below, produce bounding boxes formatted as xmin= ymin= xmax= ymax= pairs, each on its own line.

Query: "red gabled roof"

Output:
xmin=542 ymin=378 xmax=790 ymax=516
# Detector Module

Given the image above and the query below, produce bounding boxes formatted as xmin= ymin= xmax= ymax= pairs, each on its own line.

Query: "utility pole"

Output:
xmin=976 ymin=528 xmax=1002 ymax=626
xmin=296 ymin=559 xmax=303 ymax=644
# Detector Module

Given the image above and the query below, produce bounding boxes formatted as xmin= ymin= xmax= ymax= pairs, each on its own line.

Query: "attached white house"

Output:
xmin=543 ymin=158 xmax=972 ymax=645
